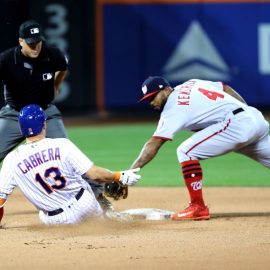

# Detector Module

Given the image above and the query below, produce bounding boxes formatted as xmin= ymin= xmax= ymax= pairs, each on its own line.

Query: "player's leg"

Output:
xmin=39 ymin=188 xmax=103 ymax=225
xmin=234 ymin=107 xmax=270 ymax=168
xmin=0 ymin=106 xmax=25 ymax=162
xmin=171 ymin=116 xmax=255 ymax=221
xmin=73 ymin=188 xmax=104 ymax=222
xmin=236 ymin=130 xmax=270 ymax=169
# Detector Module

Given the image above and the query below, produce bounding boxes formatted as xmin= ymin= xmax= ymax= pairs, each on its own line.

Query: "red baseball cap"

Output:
xmin=139 ymin=76 xmax=171 ymax=103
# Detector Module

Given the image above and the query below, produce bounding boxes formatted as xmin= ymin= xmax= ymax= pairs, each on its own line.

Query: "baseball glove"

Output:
xmin=104 ymin=182 xmax=128 ymax=200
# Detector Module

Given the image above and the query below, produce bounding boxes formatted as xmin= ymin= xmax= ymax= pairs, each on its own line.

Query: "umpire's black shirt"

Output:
xmin=0 ymin=42 xmax=68 ymax=111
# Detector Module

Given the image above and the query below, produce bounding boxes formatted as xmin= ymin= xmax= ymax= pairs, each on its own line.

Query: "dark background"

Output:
xmin=0 ymin=0 xmax=96 ymax=115
xmin=1 ymin=0 xmax=270 ymax=118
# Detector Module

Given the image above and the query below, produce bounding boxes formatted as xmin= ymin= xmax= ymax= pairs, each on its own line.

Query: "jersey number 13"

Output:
xmin=35 ymin=167 xmax=67 ymax=194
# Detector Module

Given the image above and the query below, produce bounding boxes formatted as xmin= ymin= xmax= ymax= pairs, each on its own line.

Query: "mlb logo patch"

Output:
xmin=42 ymin=73 xmax=53 ymax=81
xmin=142 ymin=85 xmax=147 ymax=94
xmin=30 ymin=28 xmax=39 ymax=34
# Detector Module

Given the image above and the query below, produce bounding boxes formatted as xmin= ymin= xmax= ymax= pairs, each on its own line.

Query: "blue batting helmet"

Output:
xmin=19 ymin=104 xmax=46 ymax=137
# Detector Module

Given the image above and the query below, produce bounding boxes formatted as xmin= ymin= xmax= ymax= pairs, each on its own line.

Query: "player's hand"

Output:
xmin=117 ymin=168 xmax=141 ymax=186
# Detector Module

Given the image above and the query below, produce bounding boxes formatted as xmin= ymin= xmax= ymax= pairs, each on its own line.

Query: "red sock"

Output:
xmin=181 ymin=160 xmax=205 ymax=206
xmin=0 ymin=207 xmax=4 ymax=223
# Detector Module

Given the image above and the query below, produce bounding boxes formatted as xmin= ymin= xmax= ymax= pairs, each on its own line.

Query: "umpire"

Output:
xmin=0 ymin=20 xmax=126 ymax=220
xmin=0 ymin=20 xmax=68 ymax=157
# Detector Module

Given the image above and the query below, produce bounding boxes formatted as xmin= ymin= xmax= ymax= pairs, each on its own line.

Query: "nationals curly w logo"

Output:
xmin=191 ymin=181 xmax=202 ymax=191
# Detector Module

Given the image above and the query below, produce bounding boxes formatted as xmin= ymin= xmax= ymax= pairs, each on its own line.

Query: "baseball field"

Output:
xmin=1 ymin=122 xmax=270 ymax=269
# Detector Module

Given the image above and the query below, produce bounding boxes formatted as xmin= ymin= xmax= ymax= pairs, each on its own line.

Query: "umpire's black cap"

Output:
xmin=139 ymin=76 xmax=171 ymax=103
xmin=19 ymin=20 xmax=43 ymax=44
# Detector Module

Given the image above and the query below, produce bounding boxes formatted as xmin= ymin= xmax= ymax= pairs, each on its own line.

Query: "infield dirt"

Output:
xmin=1 ymin=187 xmax=270 ymax=270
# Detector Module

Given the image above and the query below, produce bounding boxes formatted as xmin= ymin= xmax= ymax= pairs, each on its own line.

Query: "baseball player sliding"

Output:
xmin=130 ymin=76 xmax=270 ymax=221
xmin=0 ymin=104 xmax=140 ymax=225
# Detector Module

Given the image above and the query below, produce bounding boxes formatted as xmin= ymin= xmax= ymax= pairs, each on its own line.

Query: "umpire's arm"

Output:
xmin=54 ymin=70 xmax=67 ymax=97
xmin=130 ymin=137 xmax=166 ymax=169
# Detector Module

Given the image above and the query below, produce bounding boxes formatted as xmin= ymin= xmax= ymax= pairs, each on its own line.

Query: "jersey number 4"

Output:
xmin=35 ymin=167 xmax=67 ymax=194
xmin=198 ymin=88 xmax=224 ymax=100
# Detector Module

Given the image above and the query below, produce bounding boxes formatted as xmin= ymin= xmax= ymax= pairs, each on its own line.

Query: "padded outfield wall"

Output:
xmin=96 ymin=0 xmax=270 ymax=112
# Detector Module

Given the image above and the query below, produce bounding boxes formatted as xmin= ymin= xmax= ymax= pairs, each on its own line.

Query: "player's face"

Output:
xmin=149 ymin=91 xmax=166 ymax=111
xmin=19 ymin=38 xmax=42 ymax=58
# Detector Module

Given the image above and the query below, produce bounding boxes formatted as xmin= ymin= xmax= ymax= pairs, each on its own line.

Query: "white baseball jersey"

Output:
xmin=153 ymin=79 xmax=270 ymax=168
xmin=0 ymin=138 xmax=102 ymax=225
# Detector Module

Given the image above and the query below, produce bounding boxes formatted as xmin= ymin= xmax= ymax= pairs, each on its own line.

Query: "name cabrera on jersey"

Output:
xmin=153 ymin=79 xmax=247 ymax=140
xmin=0 ymin=138 xmax=93 ymax=212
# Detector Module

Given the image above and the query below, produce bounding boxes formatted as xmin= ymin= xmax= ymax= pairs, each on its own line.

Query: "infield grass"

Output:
xmin=67 ymin=123 xmax=270 ymax=187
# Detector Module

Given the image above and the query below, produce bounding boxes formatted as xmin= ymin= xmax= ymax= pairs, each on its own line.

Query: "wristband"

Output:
xmin=114 ymin=171 xmax=121 ymax=181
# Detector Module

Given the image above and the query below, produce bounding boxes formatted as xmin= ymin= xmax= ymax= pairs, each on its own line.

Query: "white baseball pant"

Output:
xmin=177 ymin=108 xmax=270 ymax=169
xmin=39 ymin=188 xmax=103 ymax=225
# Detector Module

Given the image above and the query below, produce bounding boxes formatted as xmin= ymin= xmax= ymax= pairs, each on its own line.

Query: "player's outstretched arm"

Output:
xmin=130 ymin=137 xmax=166 ymax=169
xmin=223 ymin=84 xmax=247 ymax=104
xmin=85 ymin=165 xmax=141 ymax=186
